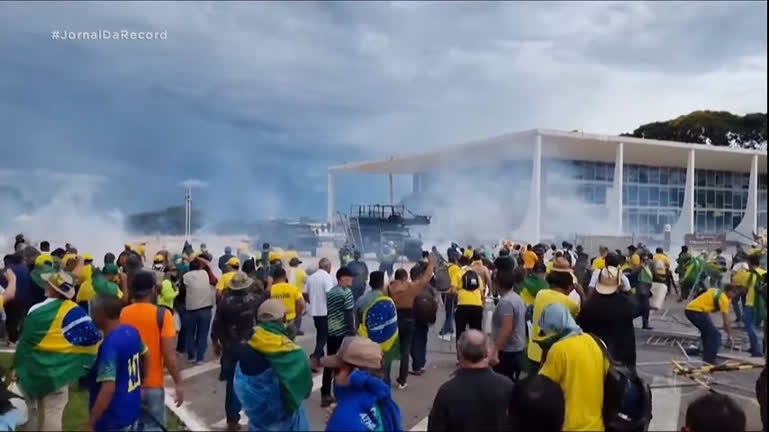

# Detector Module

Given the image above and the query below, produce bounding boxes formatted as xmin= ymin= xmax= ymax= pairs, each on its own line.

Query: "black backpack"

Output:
xmin=413 ymin=287 xmax=438 ymax=324
xmin=590 ymin=334 xmax=652 ymax=432
xmin=462 ymin=270 xmax=480 ymax=291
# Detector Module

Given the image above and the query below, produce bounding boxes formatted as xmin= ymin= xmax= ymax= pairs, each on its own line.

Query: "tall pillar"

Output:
xmin=412 ymin=173 xmax=421 ymax=194
xmin=614 ymin=142 xmax=624 ymax=234
xmin=531 ymin=134 xmax=542 ymax=242
xmin=686 ymin=149 xmax=695 ymax=234
xmin=388 ymin=173 xmax=394 ymax=205
xmin=734 ymin=154 xmax=759 ymax=238
xmin=670 ymin=149 xmax=695 ymax=245
xmin=327 ymin=171 xmax=334 ymax=224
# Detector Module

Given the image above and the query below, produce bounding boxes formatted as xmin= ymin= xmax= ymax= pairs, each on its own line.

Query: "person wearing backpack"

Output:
xmin=577 ymin=266 xmax=640 ymax=370
xmin=383 ymin=255 xmax=435 ymax=389
xmin=120 ymin=271 xmax=184 ymax=431
xmin=455 ymin=264 xmax=483 ymax=344
xmin=410 ymin=262 xmax=438 ymax=376
xmin=438 ymin=253 xmax=462 ymax=342
xmin=684 ymin=275 xmax=739 ymax=364
xmin=537 ymin=302 xmax=609 ymax=432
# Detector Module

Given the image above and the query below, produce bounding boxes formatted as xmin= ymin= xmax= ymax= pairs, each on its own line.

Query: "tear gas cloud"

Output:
xmin=403 ymin=157 xmax=620 ymax=248
xmin=0 ymin=170 xmax=127 ymax=265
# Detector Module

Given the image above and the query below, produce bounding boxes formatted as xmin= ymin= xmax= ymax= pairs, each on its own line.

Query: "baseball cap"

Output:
xmin=320 ymin=336 xmax=383 ymax=370
xmin=257 ymin=299 xmax=287 ymax=322
xmin=226 ymin=257 xmax=240 ymax=267
xmin=82 ymin=253 xmax=93 ymax=261
xmin=289 ymin=257 xmax=302 ymax=266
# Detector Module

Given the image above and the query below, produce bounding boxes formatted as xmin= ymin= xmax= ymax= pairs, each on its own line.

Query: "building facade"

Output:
xmin=328 ymin=129 xmax=767 ymax=245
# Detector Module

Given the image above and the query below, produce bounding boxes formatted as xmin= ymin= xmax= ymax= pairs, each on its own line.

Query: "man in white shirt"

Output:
xmin=588 ymin=253 xmax=631 ymax=293
xmin=304 ymin=257 xmax=335 ymax=371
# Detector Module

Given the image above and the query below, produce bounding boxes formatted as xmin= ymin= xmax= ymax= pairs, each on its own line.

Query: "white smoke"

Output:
xmin=0 ymin=170 xmax=127 ymax=266
xmin=402 ymin=158 xmax=617 ymax=247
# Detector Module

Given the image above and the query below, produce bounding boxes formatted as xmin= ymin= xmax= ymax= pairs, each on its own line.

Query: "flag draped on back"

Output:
xmin=519 ymin=275 xmax=549 ymax=305
xmin=13 ymin=299 xmax=100 ymax=398
xmin=92 ymin=272 xmax=122 ymax=298
xmin=358 ymin=291 xmax=399 ymax=364
xmin=247 ymin=321 xmax=312 ymax=414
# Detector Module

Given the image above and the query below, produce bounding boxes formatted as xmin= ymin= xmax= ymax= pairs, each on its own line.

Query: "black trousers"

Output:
xmin=4 ymin=298 xmax=28 ymax=343
xmin=638 ymin=294 xmax=651 ymax=327
xmin=321 ymin=335 xmax=345 ymax=396
xmin=493 ymin=350 xmax=522 ymax=383
xmin=396 ymin=313 xmax=416 ymax=385
xmin=454 ymin=305 xmax=483 ymax=342
xmin=312 ymin=316 xmax=328 ymax=360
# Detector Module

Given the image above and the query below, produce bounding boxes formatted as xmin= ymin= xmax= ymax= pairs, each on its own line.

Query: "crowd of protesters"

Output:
xmin=0 ymin=233 xmax=766 ymax=432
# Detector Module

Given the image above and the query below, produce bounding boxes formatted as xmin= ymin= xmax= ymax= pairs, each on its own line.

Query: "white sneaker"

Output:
xmin=397 ymin=382 xmax=408 ymax=390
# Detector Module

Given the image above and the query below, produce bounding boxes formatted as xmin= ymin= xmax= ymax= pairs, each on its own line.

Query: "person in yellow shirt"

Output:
xmin=653 ymin=248 xmax=670 ymax=277
xmin=521 ymin=244 xmax=539 ymax=270
xmin=590 ymin=246 xmax=608 ymax=271
xmin=75 ymin=253 xmax=96 ymax=309
xmin=268 ymin=267 xmax=304 ymax=338
xmin=685 ymin=277 xmax=738 ymax=364
xmin=216 ymin=257 xmax=240 ymax=292
xmin=288 ymin=257 xmax=308 ymax=336
xmin=135 ymin=242 xmax=147 ymax=262
xmin=538 ymin=303 xmax=608 ymax=432
xmin=626 ymin=245 xmax=641 ymax=270
xmin=455 ymin=257 xmax=483 ymax=342
xmin=528 ymin=261 xmax=581 ymax=369
xmin=438 ymin=254 xmax=463 ymax=341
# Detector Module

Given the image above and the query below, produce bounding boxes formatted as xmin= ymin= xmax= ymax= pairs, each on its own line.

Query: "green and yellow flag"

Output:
xmin=247 ymin=321 xmax=312 ymax=413
xmin=518 ymin=274 xmax=549 ymax=305
xmin=13 ymin=299 xmax=100 ymax=398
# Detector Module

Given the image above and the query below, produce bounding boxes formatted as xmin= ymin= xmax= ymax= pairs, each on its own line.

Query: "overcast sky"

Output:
xmin=0 ymin=1 xmax=766 ymax=221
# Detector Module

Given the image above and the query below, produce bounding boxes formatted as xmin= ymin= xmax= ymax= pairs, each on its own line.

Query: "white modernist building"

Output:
xmin=328 ymin=129 xmax=767 ymax=244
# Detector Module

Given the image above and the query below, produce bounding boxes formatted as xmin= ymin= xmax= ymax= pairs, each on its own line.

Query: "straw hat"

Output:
xmin=41 ymin=271 xmax=75 ymax=299
xmin=320 ymin=336 xmax=383 ymax=370
xmin=595 ymin=266 xmax=621 ymax=295
xmin=257 ymin=299 xmax=286 ymax=321
xmin=228 ymin=272 xmax=253 ymax=291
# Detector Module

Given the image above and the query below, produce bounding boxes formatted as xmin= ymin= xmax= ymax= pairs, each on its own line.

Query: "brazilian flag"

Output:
xmin=358 ymin=292 xmax=400 ymax=365
xmin=681 ymin=256 xmax=704 ymax=294
xmin=13 ymin=299 xmax=100 ymax=398
xmin=247 ymin=321 xmax=312 ymax=414
xmin=518 ymin=275 xmax=549 ymax=305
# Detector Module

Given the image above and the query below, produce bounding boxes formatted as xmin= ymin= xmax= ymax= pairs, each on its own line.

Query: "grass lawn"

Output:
xmin=1 ymin=351 xmax=180 ymax=431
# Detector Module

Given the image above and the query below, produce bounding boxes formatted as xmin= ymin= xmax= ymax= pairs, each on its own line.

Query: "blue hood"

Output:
xmin=326 ymin=370 xmax=402 ymax=431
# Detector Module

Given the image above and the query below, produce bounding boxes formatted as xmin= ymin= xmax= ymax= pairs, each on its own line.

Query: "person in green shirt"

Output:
xmin=153 ymin=262 xmax=178 ymax=312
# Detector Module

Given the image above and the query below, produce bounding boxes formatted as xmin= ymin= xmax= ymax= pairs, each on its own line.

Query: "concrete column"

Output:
xmin=615 ymin=142 xmax=624 ymax=234
xmin=412 ymin=173 xmax=421 ymax=194
xmin=327 ymin=171 xmax=334 ymax=224
xmin=531 ymin=134 xmax=542 ymax=242
xmin=388 ymin=173 xmax=394 ymax=205
xmin=685 ymin=149 xmax=695 ymax=234
xmin=734 ymin=154 xmax=759 ymax=238
xmin=670 ymin=149 xmax=695 ymax=245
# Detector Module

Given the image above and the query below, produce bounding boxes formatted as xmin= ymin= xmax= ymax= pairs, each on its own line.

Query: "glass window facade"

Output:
xmin=418 ymin=157 xmax=765 ymax=237
xmin=691 ymin=169 xmax=753 ymax=234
